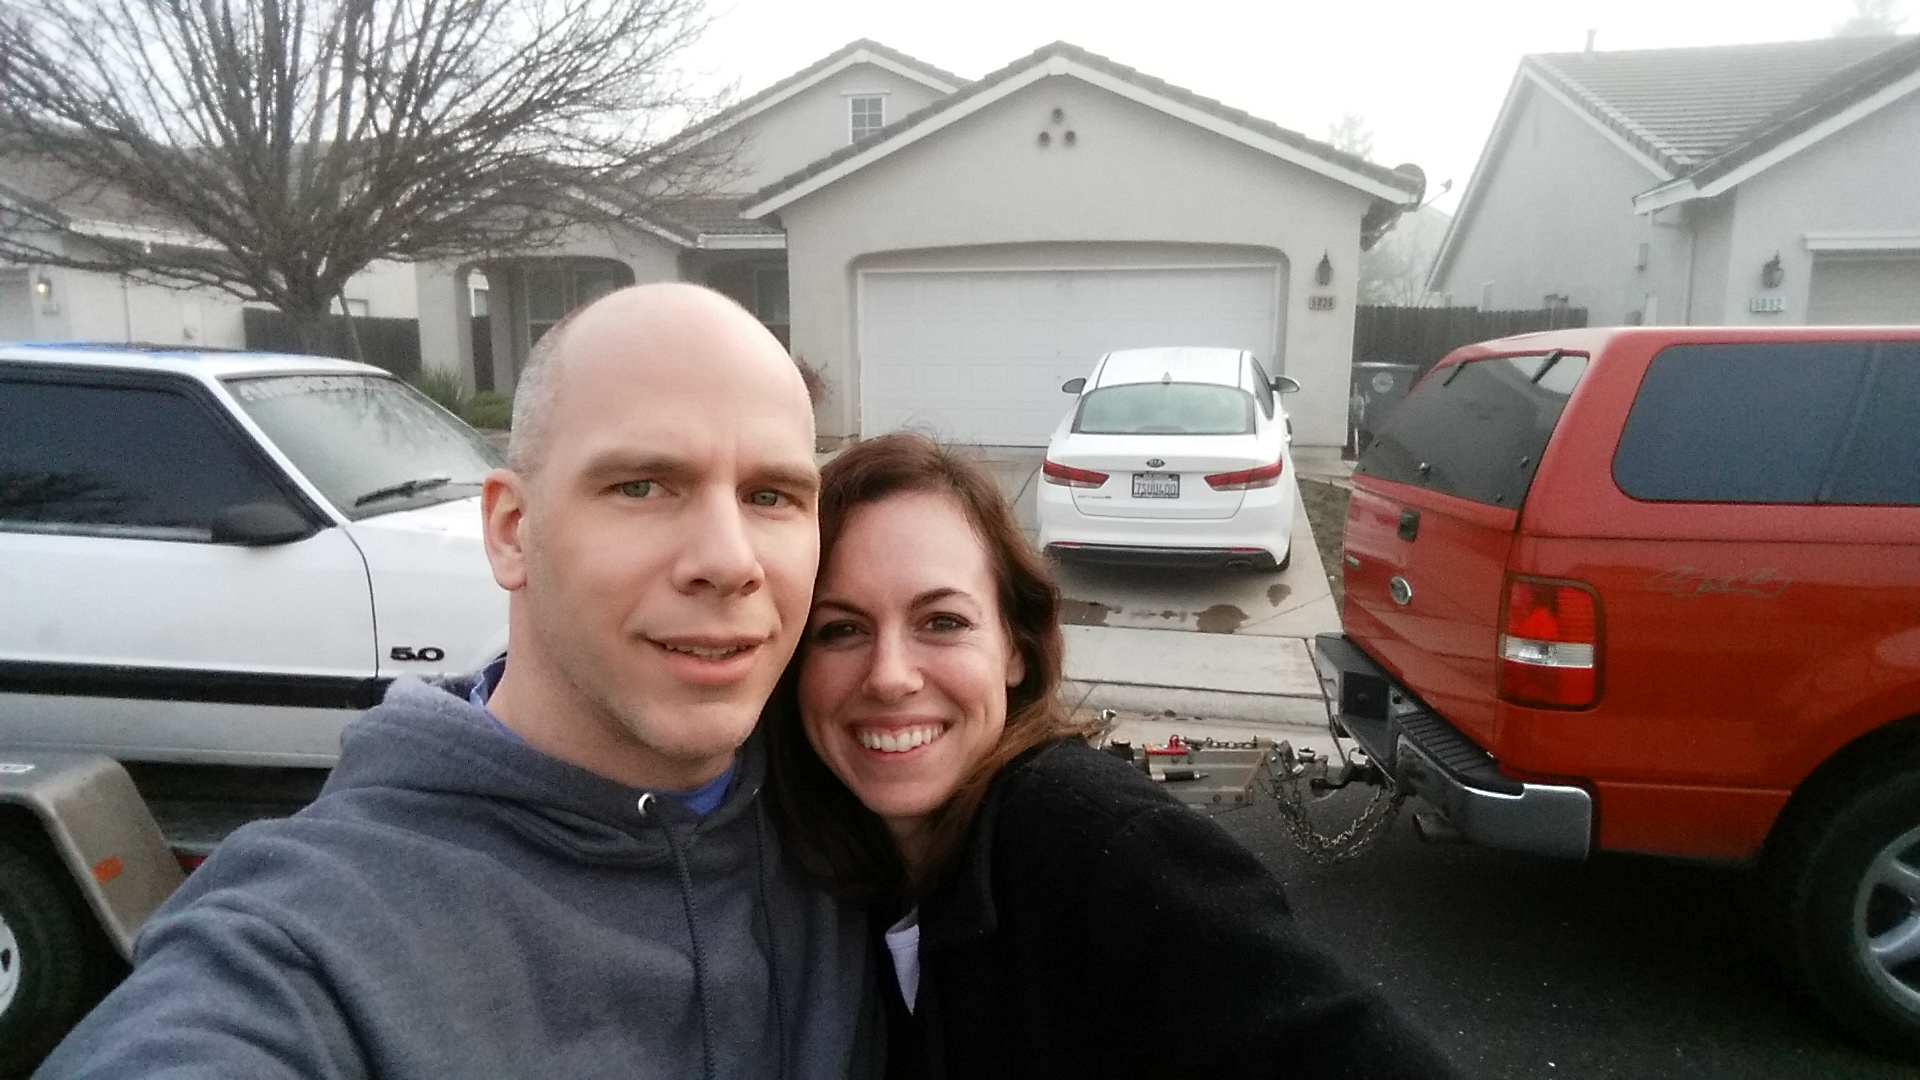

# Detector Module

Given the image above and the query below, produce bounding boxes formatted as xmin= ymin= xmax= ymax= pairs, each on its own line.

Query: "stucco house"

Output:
xmin=1430 ymin=34 xmax=1920 ymax=328
xmin=419 ymin=39 xmax=1424 ymax=448
xmin=0 ymin=158 xmax=416 ymax=348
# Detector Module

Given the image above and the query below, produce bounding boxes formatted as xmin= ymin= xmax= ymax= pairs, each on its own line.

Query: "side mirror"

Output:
xmin=1061 ymin=377 xmax=1087 ymax=394
xmin=1274 ymin=375 xmax=1302 ymax=394
xmin=211 ymin=502 xmax=315 ymax=547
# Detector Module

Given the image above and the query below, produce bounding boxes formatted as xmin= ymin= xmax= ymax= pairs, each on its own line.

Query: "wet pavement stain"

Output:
xmin=1195 ymin=603 xmax=1248 ymax=634
xmin=1059 ymin=598 xmax=1114 ymax=626
xmin=1266 ymin=583 xmax=1291 ymax=607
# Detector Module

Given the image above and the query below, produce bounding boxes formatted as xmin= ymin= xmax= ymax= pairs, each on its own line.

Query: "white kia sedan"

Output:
xmin=1037 ymin=347 xmax=1299 ymax=570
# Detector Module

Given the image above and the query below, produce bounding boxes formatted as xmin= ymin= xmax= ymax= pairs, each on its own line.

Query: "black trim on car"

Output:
xmin=0 ymin=660 xmax=387 ymax=710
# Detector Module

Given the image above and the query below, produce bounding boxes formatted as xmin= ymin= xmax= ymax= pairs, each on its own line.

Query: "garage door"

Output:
xmin=859 ymin=266 xmax=1281 ymax=446
xmin=1808 ymin=257 xmax=1920 ymax=325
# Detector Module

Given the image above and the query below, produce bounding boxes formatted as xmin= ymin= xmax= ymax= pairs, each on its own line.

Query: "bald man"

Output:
xmin=36 ymin=285 xmax=875 ymax=1080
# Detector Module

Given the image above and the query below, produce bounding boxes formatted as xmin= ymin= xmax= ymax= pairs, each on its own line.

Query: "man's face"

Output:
xmin=487 ymin=292 xmax=819 ymax=785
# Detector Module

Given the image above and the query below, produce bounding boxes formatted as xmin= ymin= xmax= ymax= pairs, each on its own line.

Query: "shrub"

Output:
xmin=409 ymin=367 xmax=469 ymax=416
xmin=463 ymin=391 xmax=513 ymax=431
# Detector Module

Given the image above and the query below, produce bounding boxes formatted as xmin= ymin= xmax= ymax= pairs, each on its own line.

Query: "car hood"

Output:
xmin=347 ymin=495 xmax=486 ymax=539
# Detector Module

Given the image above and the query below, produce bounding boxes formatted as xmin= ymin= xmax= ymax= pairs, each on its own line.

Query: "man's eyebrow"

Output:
xmin=579 ymin=452 xmax=698 ymax=483
xmin=749 ymin=462 xmax=821 ymax=495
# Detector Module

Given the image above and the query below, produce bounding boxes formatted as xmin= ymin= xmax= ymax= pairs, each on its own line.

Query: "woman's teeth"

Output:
xmin=858 ymin=726 xmax=946 ymax=753
xmin=662 ymin=643 xmax=748 ymax=660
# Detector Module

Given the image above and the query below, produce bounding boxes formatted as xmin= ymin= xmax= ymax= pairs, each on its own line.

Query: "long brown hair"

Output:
xmin=765 ymin=433 xmax=1089 ymax=904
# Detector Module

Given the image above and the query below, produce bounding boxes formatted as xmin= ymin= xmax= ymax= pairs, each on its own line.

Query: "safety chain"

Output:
xmin=1262 ymin=743 xmax=1405 ymax=866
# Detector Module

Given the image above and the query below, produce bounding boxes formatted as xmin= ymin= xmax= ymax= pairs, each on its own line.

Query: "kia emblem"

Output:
xmin=1146 ymin=458 xmax=1165 ymax=468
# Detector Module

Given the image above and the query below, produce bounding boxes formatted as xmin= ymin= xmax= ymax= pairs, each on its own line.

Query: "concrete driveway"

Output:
xmin=959 ymin=446 xmax=1341 ymax=738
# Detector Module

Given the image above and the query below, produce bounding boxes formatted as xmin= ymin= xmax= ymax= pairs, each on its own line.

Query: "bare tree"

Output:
xmin=1834 ymin=0 xmax=1906 ymax=35
xmin=0 ymin=0 xmax=725 ymax=350
xmin=1325 ymin=113 xmax=1374 ymax=162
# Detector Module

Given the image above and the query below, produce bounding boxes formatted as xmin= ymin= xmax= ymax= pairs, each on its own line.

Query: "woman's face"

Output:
xmin=798 ymin=490 xmax=1025 ymax=854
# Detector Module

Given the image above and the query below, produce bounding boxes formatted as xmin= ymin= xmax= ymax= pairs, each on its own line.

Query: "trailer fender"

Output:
xmin=0 ymin=753 xmax=184 ymax=960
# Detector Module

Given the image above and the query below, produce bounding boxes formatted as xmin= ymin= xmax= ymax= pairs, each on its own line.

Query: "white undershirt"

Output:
xmin=884 ymin=908 xmax=922 ymax=1014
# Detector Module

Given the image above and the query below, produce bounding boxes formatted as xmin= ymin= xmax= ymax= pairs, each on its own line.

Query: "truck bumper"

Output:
xmin=1312 ymin=634 xmax=1594 ymax=860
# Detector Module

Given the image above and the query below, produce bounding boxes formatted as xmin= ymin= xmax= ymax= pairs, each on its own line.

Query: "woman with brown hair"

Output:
xmin=766 ymin=432 xmax=1456 ymax=1079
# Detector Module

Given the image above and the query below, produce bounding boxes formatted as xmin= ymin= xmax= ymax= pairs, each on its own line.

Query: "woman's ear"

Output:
xmin=1005 ymin=644 xmax=1026 ymax=689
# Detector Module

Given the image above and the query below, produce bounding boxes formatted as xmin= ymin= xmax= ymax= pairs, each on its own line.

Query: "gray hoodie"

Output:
xmin=35 ymin=677 xmax=875 ymax=1080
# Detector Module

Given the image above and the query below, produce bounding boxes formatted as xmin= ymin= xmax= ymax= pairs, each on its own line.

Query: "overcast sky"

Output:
xmin=681 ymin=0 xmax=1909 ymax=212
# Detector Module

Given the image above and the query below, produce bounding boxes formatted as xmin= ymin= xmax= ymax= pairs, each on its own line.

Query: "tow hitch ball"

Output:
xmin=1271 ymin=742 xmax=1387 ymax=792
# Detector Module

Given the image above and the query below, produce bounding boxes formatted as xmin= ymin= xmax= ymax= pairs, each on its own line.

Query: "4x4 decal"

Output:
xmin=1645 ymin=566 xmax=1790 ymax=599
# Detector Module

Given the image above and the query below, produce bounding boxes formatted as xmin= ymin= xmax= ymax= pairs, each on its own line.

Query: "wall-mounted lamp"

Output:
xmin=1315 ymin=252 xmax=1333 ymax=287
xmin=1760 ymin=253 xmax=1784 ymax=290
xmin=33 ymin=274 xmax=52 ymax=300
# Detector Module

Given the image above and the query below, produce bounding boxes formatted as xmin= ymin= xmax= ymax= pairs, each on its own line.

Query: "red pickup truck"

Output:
xmin=1312 ymin=326 xmax=1920 ymax=1054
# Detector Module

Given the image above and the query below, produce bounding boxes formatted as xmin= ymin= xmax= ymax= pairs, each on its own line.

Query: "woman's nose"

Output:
xmin=862 ymin=628 xmax=922 ymax=702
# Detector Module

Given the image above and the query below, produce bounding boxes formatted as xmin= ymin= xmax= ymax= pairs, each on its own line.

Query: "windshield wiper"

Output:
xmin=353 ymin=475 xmax=454 ymax=508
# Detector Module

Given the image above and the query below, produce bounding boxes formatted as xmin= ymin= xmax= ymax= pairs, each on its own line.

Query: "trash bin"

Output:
xmin=1349 ymin=362 xmax=1419 ymax=456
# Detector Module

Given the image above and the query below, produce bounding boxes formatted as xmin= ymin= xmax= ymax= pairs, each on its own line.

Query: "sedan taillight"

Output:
xmin=1204 ymin=461 xmax=1283 ymax=490
xmin=1499 ymin=577 xmax=1601 ymax=709
xmin=1043 ymin=459 xmax=1109 ymax=488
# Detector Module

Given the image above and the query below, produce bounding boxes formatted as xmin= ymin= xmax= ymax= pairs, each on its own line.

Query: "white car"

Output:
xmin=1037 ymin=347 xmax=1300 ymax=571
xmin=0 ymin=344 xmax=508 ymax=767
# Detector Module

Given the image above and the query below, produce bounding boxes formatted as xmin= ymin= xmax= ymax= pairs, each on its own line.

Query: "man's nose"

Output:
xmin=673 ymin=488 xmax=763 ymax=596
xmin=862 ymin=627 xmax=922 ymax=703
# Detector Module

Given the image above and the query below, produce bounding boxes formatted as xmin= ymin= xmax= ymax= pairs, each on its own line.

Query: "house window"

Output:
xmin=524 ymin=262 xmax=630 ymax=349
xmin=849 ymin=95 xmax=885 ymax=142
xmin=754 ymin=266 xmax=789 ymax=326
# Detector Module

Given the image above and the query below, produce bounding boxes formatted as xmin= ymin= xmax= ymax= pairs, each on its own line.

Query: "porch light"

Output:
xmin=1315 ymin=252 xmax=1333 ymax=287
xmin=1760 ymin=253 xmax=1783 ymax=290
xmin=33 ymin=274 xmax=51 ymax=300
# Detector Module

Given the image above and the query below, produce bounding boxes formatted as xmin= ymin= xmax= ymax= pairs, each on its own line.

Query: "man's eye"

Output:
xmin=748 ymin=489 xmax=785 ymax=508
xmin=619 ymin=481 xmax=654 ymax=498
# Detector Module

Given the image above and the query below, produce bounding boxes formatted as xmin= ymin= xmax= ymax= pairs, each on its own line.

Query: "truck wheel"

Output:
xmin=1787 ymin=771 xmax=1920 ymax=1056
xmin=0 ymin=840 xmax=97 ymax=1076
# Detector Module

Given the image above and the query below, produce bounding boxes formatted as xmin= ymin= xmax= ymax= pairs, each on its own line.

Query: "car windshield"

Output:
xmin=1073 ymin=382 xmax=1254 ymax=435
xmin=224 ymin=374 xmax=503 ymax=519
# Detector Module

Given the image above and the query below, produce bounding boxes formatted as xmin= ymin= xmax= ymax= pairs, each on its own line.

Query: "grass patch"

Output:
xmin=1298 ymin=478 xmax=1350 ymax=607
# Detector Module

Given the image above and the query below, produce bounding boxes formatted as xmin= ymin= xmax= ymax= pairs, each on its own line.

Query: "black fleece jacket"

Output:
xmin=884 ymin=739 xmax=1460 ymax=1080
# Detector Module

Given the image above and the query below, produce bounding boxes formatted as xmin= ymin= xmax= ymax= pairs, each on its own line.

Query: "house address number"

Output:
xmin=1308 ymin=295 xmax=1337 ymax=311
xmin=1749 ymin=296 xmax=1786 ymax=314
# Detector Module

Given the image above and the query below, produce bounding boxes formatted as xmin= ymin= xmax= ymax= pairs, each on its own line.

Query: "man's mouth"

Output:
xmin=658 ymin=642 xmax=753 ymax=661
xmin=857 ymin=725 xmax=948 ymax=753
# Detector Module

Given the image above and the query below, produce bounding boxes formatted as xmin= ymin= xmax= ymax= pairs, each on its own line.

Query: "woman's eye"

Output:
xmin=748 ymin=489 xmax=785 ymax=508
xmin=810 ymin=621 xmax=862 ymax=644
xmin=925 ymin=613 xmax=968 ymax=633
xmin=618 ymin=481 xmax=654 ymax=499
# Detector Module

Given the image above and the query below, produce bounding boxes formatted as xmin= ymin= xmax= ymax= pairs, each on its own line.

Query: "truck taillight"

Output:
xmin=1042 ymin=459 xmax=1109 ymax=488
xmin=1499 ymin=578 xmax=1600 ymax=708
xmin=1205 ymin=460 xmax=1283 ymax=490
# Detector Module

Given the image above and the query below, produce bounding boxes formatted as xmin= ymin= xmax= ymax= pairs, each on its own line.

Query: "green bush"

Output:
xmin=463 ymin=391 xmax=514 ymax=431
xmin=409 ymin=368 xmax=469 ymax=415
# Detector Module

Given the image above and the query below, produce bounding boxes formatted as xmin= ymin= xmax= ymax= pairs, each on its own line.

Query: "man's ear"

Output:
xmin=481 ymin=468 xmax=531 ymax=592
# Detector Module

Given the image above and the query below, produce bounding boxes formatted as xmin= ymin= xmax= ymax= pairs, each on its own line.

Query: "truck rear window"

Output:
xmin=1613 ymin=343 xmax=1919 ymax=506
xmin=1355 ymin=352 xmax=1587 ymax=507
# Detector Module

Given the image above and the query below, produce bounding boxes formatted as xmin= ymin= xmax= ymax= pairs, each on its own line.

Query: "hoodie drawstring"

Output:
xmin=753 ymin=802 xmax=789 ymax=1080
xmin=640 ymin=794 xmax=718 ymax=1080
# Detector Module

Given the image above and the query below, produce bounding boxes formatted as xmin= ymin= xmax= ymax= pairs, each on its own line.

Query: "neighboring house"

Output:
xmin=1430 ymin=35 xmax=1920 ymax=328
xmin=0 ymin=158 xmax=417 ymax=349
xmin=420 ymin=39 xmax=1423 ymax=448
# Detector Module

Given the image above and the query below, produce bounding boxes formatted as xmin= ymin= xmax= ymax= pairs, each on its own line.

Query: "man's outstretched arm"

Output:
xmin=34 ymin=900 xmax=367 ymax=1080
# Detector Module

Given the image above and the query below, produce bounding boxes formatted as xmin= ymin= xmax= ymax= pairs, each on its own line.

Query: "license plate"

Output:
xmin=1132 ymin=472 xmax=1179 ymax=498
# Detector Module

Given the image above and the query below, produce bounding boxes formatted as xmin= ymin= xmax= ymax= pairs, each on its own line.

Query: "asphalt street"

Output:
xmin=1211 ymin=790 xmax=1920 ymax=1080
